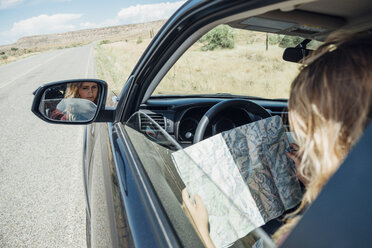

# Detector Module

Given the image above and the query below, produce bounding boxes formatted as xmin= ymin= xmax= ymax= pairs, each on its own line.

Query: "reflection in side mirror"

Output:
xmin=40 ymin=97 xmax=97 ymax=122
xmin=32 ymin=79 xmax=107 ymax=123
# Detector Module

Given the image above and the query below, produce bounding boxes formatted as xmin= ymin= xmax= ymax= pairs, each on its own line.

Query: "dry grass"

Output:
xmin=95 ymin=29 xmax=301 ymax=99
xmin=0 ymin=49 xmax=40 ymax=66
xmin=0 ymin=43 xmax=85 ymax=66
xmin=95 ymin=38 xmax=152 ymax=94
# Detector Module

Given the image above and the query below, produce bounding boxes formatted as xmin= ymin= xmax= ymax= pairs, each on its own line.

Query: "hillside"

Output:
xmin=0 ymin=20 xmax=165 ymax=55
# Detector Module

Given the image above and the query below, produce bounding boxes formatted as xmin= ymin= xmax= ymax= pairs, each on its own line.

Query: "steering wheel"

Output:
xmin=193 ymin=99 xmax=272 ymax=143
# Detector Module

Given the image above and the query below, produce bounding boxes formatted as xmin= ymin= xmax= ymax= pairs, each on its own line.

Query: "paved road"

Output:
xmin=0 ymin=44 xmax=95 ymax=247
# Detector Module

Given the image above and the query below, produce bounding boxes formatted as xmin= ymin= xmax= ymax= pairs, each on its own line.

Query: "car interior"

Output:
xmin=121 ymin=0 xmax=372 ymax=247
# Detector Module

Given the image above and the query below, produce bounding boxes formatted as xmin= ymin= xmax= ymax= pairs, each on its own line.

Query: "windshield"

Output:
xmin=153 ymin=25 xmax=321 ymax=99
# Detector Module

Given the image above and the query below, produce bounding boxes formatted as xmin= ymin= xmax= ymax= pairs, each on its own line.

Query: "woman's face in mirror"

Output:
xmin=79 ymin=82 xmax=98 ymax=102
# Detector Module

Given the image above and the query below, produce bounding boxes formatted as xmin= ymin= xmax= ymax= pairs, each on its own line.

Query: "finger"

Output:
xmin=194 ymin=195 xmax=206 ymax=209
xmin=286 ymin=152 xmax=296 ymax=160
xmin=290 ymin=143 xmax=299 ymax=150
xmin=182 ymin=189 xmax=194 ymax=209
xmin=182 ymin=188 xmax=189 ymax=198
xmin=182 ymin=188 xmax=190 ymax=202
xmin=286 ymin=152 xmax=300 ymax=165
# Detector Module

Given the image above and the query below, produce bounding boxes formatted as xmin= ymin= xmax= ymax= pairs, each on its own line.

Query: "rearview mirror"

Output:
xmin=282 ymin=47 xmax=312 ymax=63
xmin=32 ymin=79 xmax=108 ymax=124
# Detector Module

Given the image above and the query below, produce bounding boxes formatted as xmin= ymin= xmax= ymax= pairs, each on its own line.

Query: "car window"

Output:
xmin=93 ymin=21 xmax=165 ymax=105
xmin=153 ymin=25 xmax=305 ymax=100
xmin=124 ymin=112 xmax=280 ymax=247
xmin=124 ymin=112 xmax=204 ymax=247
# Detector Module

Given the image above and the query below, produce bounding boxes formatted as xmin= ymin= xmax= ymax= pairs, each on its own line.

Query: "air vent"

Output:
xmin=140 ymin=105 xmax=169 ymax=111
xmin=140 ymin=113 xmax=165 ymax=131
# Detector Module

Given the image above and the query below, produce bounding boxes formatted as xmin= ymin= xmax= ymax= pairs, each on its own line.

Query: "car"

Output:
xmin=31 ymin=0 xmax=372 ymax=247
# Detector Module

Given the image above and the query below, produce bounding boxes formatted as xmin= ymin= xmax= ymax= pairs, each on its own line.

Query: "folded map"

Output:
xmin=171 ymin=115 xmax=302 ymax=248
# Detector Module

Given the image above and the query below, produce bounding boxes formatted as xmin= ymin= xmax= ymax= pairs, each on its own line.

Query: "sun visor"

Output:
xmin=241 ymin=17 xmax=297 ymax=32
xmin=237 ymin=16 xmax=328 ymax=37
xmin=230 ymin=10 xmax=346 ymax=39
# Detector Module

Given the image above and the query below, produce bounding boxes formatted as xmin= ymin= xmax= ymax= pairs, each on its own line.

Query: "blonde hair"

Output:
xmin=273 ymin=33 xmax=372 ymax=242
xmin=65 ymin=82 xmax=82 ymax=99
xmin=64 ymin=82 xmax=99 ymax=104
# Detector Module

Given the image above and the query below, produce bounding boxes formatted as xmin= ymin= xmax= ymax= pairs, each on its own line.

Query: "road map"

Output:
xmin=172 ymin=116 xmax=303 ymax=248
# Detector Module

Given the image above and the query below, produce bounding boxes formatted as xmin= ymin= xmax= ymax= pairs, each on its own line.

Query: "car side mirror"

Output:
xmin=31 ymin=79 xmax=111 ymax=124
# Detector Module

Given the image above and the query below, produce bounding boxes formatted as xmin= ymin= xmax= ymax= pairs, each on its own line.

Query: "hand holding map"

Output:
xmin=172 ymin=116 xmax=303 ymax=248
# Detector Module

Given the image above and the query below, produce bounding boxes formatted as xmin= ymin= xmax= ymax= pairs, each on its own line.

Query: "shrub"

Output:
xmin=136 ymin=37 xmax=143 ymax=44
xmin=279 ymin=35 xmax=303 ymax=48
xmin=11 ymin=47 xmax=18 ymax=51
xmin=268 ymin=34 xmax=281 ymax=45
xmin=199 ymin=25 xmax=235 ymax=51
xmin=100 ymin=40 xmax=110 ymax=45
xmin=0 ymin=51 xmax=5 ymax=55
xmin=1 ymin=55 xmax=8 ymax=60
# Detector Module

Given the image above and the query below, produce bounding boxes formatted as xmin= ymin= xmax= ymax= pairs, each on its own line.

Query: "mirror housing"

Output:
xmin=32 ymin=79 xmax=114 ymax=124
xmin=283 ymin=38 xmax=313 ymax=63
xmin=282 ymin=47 xmax=311 ymax=63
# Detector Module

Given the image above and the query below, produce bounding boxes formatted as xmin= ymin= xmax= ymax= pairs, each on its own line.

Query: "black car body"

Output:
xmin=32 ymin=0 xmax=372 ymax=247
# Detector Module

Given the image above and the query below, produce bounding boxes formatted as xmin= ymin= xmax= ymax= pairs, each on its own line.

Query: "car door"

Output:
xmin=85 ymin=106 xmax=207 ymax=247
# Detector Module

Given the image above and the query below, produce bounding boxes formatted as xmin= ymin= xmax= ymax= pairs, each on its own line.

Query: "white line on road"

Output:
xmin=85 ymin=45 xmax=93 ymax=78
xmin=0 ymin=51 xmax=65 ymax=90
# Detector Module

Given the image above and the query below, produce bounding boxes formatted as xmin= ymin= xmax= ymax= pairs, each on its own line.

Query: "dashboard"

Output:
xmin=139 ymin=97 xmax=289 ymax=147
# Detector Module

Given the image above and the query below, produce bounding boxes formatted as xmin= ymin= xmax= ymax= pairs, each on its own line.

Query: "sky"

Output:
xmin=0 ymin=0 xmax=186 ymax=46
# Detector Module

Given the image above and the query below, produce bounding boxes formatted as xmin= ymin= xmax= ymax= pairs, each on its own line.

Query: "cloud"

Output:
xmin=79 ymin=22 xmax=98 ymax=29
xmin=116 ymin=1 xmax=185 ymax=24
xmin=68 ymin=1 xmax=187 ymax=34
xmin=8 ymin=13 xmax=82 ymax=39
xmin=0 ymin=0 xmax=23 ymax=9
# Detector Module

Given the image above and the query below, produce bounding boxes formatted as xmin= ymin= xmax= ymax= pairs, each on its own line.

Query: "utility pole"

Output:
xmin=266 ymin=33 xmax=268 ymax=51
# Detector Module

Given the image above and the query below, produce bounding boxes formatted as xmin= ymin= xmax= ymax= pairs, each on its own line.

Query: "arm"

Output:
xmin=182 ymin=189 xmax=215 ymax=248
xmin=50 ymin=109 xmax=67 ymax=120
